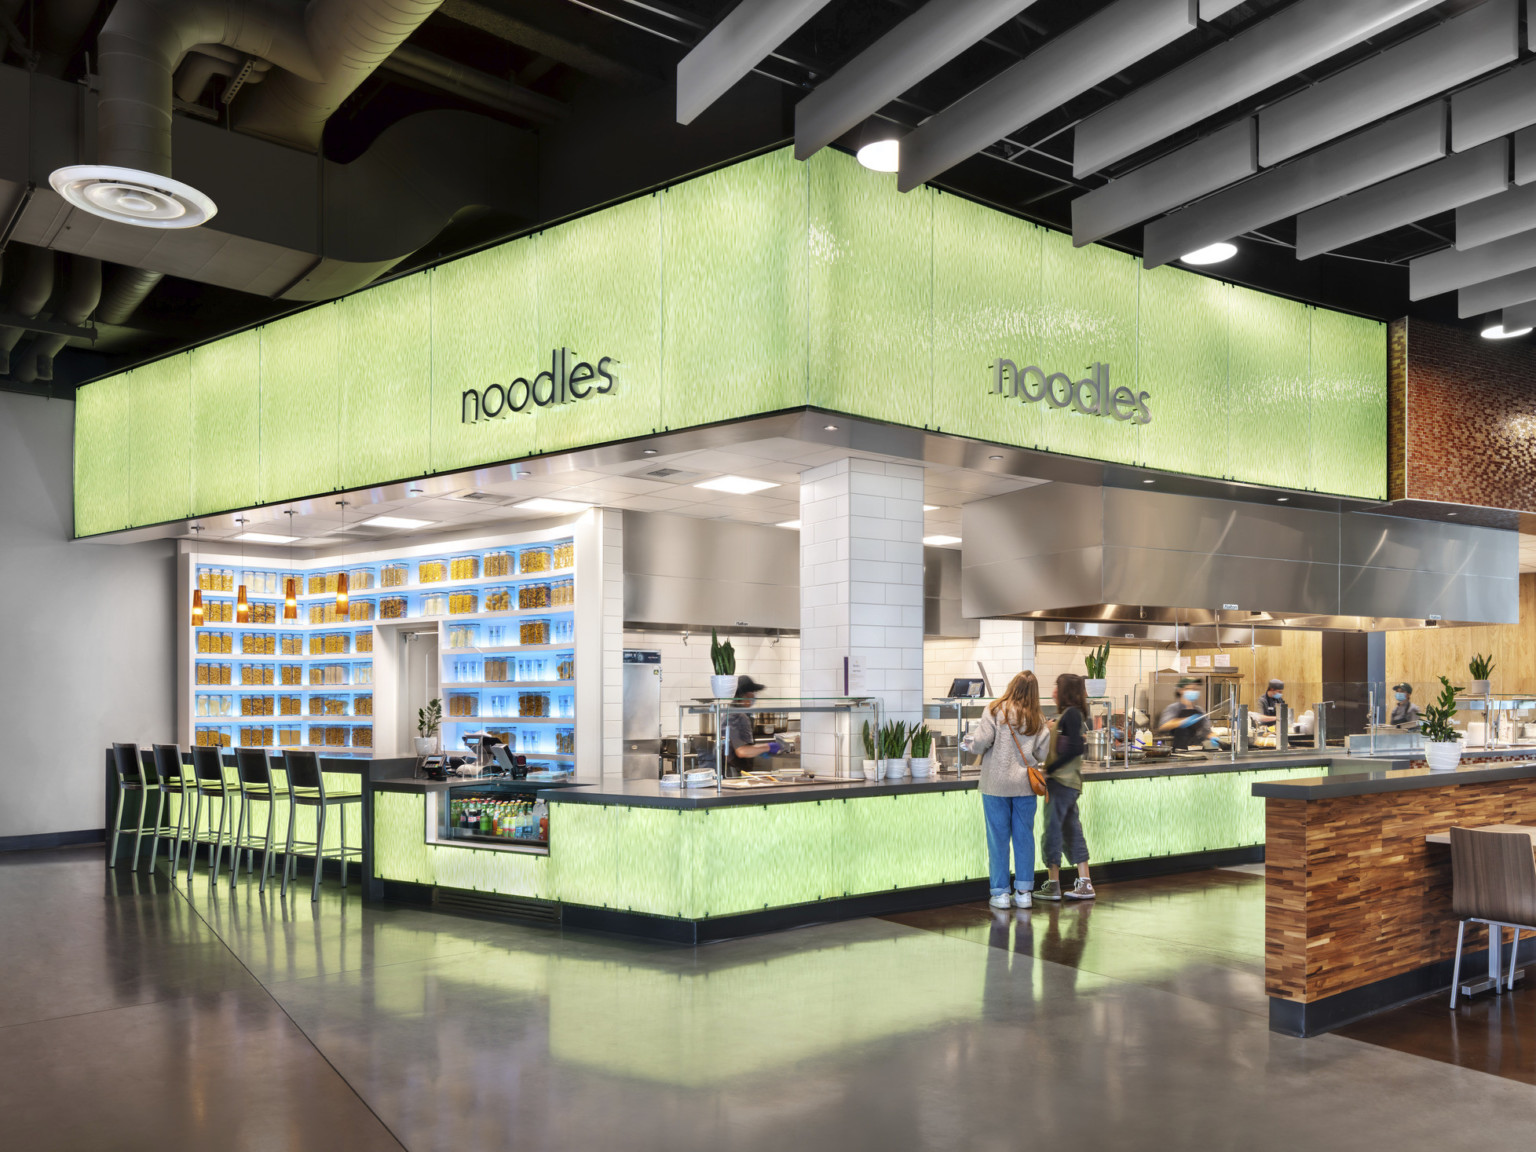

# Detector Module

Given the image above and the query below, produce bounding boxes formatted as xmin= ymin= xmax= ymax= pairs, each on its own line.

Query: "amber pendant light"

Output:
xmin=234 ymin=517 xmax=251 ymax=623
xmin=335 ymin=500 xmax=350 ymax=618
xmin=189 ymin=523 xmax=205 ymax=626
xmin=283 ymin=509 xmax=299 ymax=621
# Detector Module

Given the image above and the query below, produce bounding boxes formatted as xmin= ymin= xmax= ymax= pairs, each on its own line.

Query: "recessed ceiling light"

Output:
xmin=642 ymin=449 xmax=658 ymax=455
xmin=1143 ymin=479 xmax=1155 ymax=485
xmin=856 ymin=139 xmax=899 ymax=173
xmin=988 ymin=455 xmax=1002 ymax=461
xmin=824 ymin=424 xmax=838 ymax=431
xmin=776 ymin=520 xmax=802 ymax=530
xmin=923 ymin=535 xmax=962 ymax=546
xmin=516 ymin=470 xmax=532 ymax=478
xmin=514 ymin=498 xmax=593 ymax=514
xmin=360 ymin=515 xmax=435 ymax=529
xmin=694 ymin=475 xmax=780 ymax=495
xmin=1277 ymin=497 xmax=1289 ymax=502
xmin=923 ymin=504 xmax=938 ymax=511
xmin=1181 ymin=241 xmax=1237 ymax=265
xmin=1448 ymin=511 xmax=1459 ymax=517
xmin=1481 ymin=322 xmax=1532 ymax=339
xmin=234 ymin=531 xmax=298 ymax=544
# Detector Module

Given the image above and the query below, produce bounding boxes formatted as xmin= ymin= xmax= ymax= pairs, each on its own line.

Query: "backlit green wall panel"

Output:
xmin=189 ymin=330 xmax=261 ymax=515
xmin=1310 ymin=307 xmax=1388 ymax=499
xmin=372 ymin=790 xmax=548 ymax=898
xmin=74 ymin=147 xmax=1388 ymax=535
xmin=661 ymin=147 xmax=809 ymax=428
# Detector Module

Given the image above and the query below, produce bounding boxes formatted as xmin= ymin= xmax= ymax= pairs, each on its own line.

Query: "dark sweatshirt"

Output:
xmin=1044 ymin=706 xmax=1085 ymax=781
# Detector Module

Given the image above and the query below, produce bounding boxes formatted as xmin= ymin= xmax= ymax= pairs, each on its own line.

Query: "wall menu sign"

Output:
xmin=461 ymin=348 xmax=616 ymax=423
xmin=990 ymin=360 xmax=1152 ymax=425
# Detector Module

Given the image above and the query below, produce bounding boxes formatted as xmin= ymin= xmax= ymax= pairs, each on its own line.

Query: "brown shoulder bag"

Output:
xmin=1007 ymin=724 xmax=1048 ymax=796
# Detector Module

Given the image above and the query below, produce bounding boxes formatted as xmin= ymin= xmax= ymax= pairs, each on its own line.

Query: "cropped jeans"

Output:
xmin=982 ymin=793 xmax=1038 ymax=896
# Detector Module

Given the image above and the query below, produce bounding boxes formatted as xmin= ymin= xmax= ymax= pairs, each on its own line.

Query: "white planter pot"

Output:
xmin=909 ymin=756 xmax=932 ymax=778
xmin=1469 ymin=680 xmax=1491 ymax=696
xmin=710 ymin=674 xmax=738 ymax=698
xmin=1085 ymin=679 xmax=1107 ymax=698
xmin=881 ymin=758 xmax=907 ymax=779
xmin=1424 ymin=741 xmax=1463 ymax=771
xmin=861 ymin=759 xmax=878 ymax=781
xmin=414 ymin=736 xmax=438 ymax=756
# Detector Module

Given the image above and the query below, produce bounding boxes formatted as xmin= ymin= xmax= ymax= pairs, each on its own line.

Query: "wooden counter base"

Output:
xmin=1265 ymin=775 xmax=1536 ymax=1036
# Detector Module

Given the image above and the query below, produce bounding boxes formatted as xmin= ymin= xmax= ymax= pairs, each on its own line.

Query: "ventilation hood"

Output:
xmin=962 ymin=482 xmax=1518 ymax=632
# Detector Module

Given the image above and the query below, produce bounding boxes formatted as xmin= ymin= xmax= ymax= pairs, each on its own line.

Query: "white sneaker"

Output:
xmin=989 ymin=893 xmax=1013 ymax=909
xmin=1013 ymin=891 xmax=1033 ymax=909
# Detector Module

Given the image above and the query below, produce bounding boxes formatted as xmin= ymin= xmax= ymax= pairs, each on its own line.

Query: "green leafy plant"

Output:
xmin=710 ymin=627 xmax=736 ymax=676
xmin=1419 ymin=676 xmax=1463 ymax=744
xmin=861 ymin=719 xmax=877 ymax=761
xmin=417 ymin=698 xmax=442 ymax=738
xmin=1469 ymin=653 xmax=1496 ymax=681
xmin=909 ymin=724 xmax=934 ymax=758
xmin=878 ymin=720 xmax=910 ymax=760
xmin=1084 ymin=643 xmax=1110 ymax=680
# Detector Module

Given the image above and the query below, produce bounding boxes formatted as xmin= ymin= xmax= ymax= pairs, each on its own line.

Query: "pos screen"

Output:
xmin=948 ymin=678 xmax=986 ymax=698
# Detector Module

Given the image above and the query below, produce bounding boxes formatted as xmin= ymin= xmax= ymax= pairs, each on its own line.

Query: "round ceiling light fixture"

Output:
xmin=856 ymin=138 xmax=900 ymax=173
xmin=1481 ymin=318 xmax=1532 ymax=339
xmin=1180 ymin=241 xmax=1237 ymax=266
xmin=49 ymin=165 xmax=217 ymax=229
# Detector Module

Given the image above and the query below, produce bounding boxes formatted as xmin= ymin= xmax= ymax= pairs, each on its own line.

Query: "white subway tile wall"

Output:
xmin=621 ymin=630 xmax=801 ymax=735
xmin=1032 ymin=643 xmax=1167 ymax=714
xmin=601 ymin=510 xmax=626 ymax=765
xmin=799 ymin=458 xmax=925 ymax=773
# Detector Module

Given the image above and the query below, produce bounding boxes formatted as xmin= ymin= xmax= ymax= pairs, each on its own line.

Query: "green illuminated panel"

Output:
xmin=129 ymin=354 xmax=191 ymax=525
xmin=1310 ymin=307 xmax=1387 ymax=498
xmin=1137 ymin=265 xmax=1230 ymax=478
xmin=339 ymin=274 xmax=432 ymax=489
xmin=661 ymin=148 xmax=809 ymax=429
xmin=189 ymin=329 xmax=261 ymax=516
xmin=260 ymin=305 xmax=339 ymax=501
xmin=808 ymin=152 xmax=934 ymax=429
xmin=1227 ymin=286 xmax=1312 ymax=489
xmin=428 ymin=241 xmax=538 ymax=474
xmin=373 ymin=791 xmax=548 ymax=898
xmin=74 ymin=373 xmax=130 ymax=535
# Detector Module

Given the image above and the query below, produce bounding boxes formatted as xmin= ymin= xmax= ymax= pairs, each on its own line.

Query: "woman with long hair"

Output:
xmin=1038 ymin=672 xmax=1094 ymax=901
xmin=964 ymin=671 xmax=1050 ymax=909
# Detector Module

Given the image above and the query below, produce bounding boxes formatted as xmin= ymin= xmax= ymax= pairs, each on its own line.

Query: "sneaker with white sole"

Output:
xmin=989 ymin=893 xmax=1013 ymax=909
xmin=1035 ymin=880 xmax=1062 ymax=902
xmin=1013 ymin=891 xmax=1033 ymax=909
xmin=1065 ymin=878 xmax=1096 ymax=900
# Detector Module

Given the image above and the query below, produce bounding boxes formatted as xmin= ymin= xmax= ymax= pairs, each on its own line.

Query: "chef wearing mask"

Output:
xmin=1254 ymin=679 xmax=1285 ymax=730
xmin=723 ymin=675 xmax=784 ymax=776
xmin=1157 ymin=677 xmax=1212 ymax=750
xmin=1390 ymin=682 xmax=1421 ymax=730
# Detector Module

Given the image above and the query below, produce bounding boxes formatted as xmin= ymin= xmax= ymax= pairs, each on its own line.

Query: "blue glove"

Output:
xmin=764 ymin=741 xmax=784 ymax=756
xmin=1207 ymin=737 xmax=1221 ymax=749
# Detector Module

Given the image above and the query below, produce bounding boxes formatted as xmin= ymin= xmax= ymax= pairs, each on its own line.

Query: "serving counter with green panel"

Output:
xmin=369 ymin=759 xmax=1330 ymax=941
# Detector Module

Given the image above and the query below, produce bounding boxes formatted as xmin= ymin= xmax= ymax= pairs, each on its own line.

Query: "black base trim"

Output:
xmin=2 ymin=829 xmax=106 ymax=853
xmin=1269 ymin=947 xmax=1501 ymax=1037
xmin=1053 ymin=844 xmax=1263 ymax=885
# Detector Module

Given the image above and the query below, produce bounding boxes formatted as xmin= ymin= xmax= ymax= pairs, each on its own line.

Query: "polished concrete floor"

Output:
xmin=5 ymin=849 xmax=1536 ymax=1152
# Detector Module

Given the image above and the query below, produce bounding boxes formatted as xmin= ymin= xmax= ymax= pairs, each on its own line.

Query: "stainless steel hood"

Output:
xmin=1033 ymin=620 xmax=1284 ymax=649
xmin=962 ymin=482 xmax=1518 ymax=631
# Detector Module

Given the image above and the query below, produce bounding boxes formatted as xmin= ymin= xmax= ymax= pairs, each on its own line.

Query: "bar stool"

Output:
xmin=147 ymin=744 xmax=191 ymax=876
xmin=231 ymin=748 xmax=290 ymax=892
xmin=280 ymin=750 xmax=363 ymax=902
xmin=108 ymin=743 xmax=157 ymax=870
xmin=1449 ymin=826 xmax=1536 ymax=1007
xmin=186 ymin=745 xmax=236 ymax=884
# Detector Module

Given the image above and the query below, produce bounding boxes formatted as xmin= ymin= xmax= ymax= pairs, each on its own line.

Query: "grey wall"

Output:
xmin=0 ymin=394 xmax=175 ymax=844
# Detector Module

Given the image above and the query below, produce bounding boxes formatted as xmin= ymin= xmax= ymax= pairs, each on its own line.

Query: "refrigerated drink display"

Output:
xmin=445 ymin=791 xmax=548 ymax=846
xmin=419 ymin=560 xmax=448 ymax=583
xmin=450 ymin=555 xmax=480 ymax=581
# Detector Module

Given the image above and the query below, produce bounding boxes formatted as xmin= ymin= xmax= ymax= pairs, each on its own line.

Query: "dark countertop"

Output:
xmin=1251 ymin=756 xmax=1536 ymax=800
xmin=371 ymin=774 xmax=589 ymax=795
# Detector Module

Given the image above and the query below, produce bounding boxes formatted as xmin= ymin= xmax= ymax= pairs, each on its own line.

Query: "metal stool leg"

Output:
xmin=108 ymin=784 xmax=127 ymax=869
xmin=340 ymin=803 xmax=347 ymax=891
xmin=170 ymin=789 xmax=187 ymax=879
xmin=281 ymin=801 xmax=298 ymax=898
xmin=311 ymin=804 xmax=327 ymax=902
xmin=186 ymin=791 xmax=203 ymax=883
xmin=259 ymin=794 xmax=279 ymax=894
xmin=210 ymin=792 xmax=229 ymax=884
xmin=144 ymin=789 xmax=166 ymax=874
xmin=130 ymin=785 xmax=154 ymax=871
xmin=230 ymin=790 xmax=247 ymax=890
xmin=1450 ymin=921 xmax=1466 ymax=1009
xmin=1510 ymin=930 xmax=1522 ymax=993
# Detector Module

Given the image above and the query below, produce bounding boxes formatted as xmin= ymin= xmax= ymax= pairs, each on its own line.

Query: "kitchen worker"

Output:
xmin=1157 ymin=677 xmax=1212 ymax=750
xmin=723 ymin=675 xmax=783 ymax=776
xmin=1390 ymin=682 xmax=1421 ymax=730
xmin=1253 ymin=679 xmax=1285 ymax=729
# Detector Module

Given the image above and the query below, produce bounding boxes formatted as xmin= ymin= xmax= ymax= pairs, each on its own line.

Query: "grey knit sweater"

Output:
xmin=967 ymin=710 xmax=1050 ymax=797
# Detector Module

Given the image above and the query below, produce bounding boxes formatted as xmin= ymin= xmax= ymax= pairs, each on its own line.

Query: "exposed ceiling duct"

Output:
xmin=380 ymin=42 xmax=568 ymax=123
xmin=0 ymin=245 xmax=56 ymax=375
xmin=96 ymin=264 xmax=165 ymax=326
xmin=30 ymin=256 xmax=103 ymax=382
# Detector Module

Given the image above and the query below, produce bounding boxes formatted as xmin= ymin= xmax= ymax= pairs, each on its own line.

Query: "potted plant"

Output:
xmin=415 ymin=698 xmax=442 ymax=757
xmin=709 ymin=628 xmax=737 ymax=698
xmin=861 ymin=719 xmax=878 ymax=780
xmin=1468 ymin=653 xmax=1495 ymax=696
xmin=1084 ymin=643 xmax=1110 ymax=698
xmin=1420 ymin=675 xmax=1464 ymax=772
xmin=909 ymin=724 xmax=934 ymax=778
xmin=879 ymin=720 xmax=910 ymax=779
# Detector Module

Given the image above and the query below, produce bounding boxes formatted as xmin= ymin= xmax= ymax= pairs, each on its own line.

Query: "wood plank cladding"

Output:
xmin=1392 ymin=316 xmax=1536 ymax=512
xmin=1266 ymin=775 xmax=1536 ymax=1004
xmin=1385 ymin=572 xmax=1536 ymax=696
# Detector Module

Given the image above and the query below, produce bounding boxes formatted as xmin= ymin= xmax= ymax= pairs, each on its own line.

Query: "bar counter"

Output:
xmin=369 ymin=752 xmax=1337 ymax=942
xmin=1251 ymin=752 xmax=1536 ymax=1037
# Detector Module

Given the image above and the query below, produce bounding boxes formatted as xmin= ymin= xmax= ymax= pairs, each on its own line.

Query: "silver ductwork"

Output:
xmin=31 ymin=256 xmax=103 ymax=381
xmin=0 ymin=245 xmax=56 ymax=375
xmin=623 ymin=511 xmax=800 ymax=633
xmin=96 ymin=265 xmax=165 ymax=325
xmin=962 ymin=482 xmax=1519 ymax=630
xmin=1033 ymin=621 xmax=1283 ymax=650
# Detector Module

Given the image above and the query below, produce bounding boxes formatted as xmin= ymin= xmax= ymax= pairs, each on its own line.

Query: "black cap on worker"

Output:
xmin=1393 ymin=682 xmax=1413 ymax=694
xmin=735 ymin=675 xmax=765 ymax=697
xmin=1267 ymin=679 xmax=1284 ymax=692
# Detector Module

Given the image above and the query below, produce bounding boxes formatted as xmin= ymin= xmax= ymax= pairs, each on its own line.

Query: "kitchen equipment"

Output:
xmin=1085 ymin=729 xmax=1114 ymax=762
xmin=623 ymin=650 xmax=661 ymax=740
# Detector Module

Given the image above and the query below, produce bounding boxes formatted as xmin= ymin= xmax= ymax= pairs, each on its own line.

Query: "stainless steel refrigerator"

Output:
xmin=622 ymin=650 xmax=662 ymax=777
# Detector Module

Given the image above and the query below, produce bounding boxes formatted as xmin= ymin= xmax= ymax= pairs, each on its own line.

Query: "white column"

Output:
xmin=799 ymin=458 xmax=925 ymax=774
xmin=574 ymin=507 xmax=625 ymax=782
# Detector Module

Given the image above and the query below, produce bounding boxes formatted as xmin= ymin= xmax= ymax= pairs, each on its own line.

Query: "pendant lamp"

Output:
xmin=189 ymin=523 xmax=204 ymax=626
xmin=283 ymin=510 xmax=299 ymax=621
xmin=335 ymin=500 xmax=350 ymax=619
xmin=235 ymin=517 xmax=250 ymax=623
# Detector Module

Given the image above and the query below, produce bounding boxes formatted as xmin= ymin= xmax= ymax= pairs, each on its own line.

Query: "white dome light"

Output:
xmin=49 ymin=165 xmax=217 ymax=229
xmin=1482 ymin=322 xmax=1532 ymax=339
xmin=1180 ymin=241 xmax=1237 ymax=265
xmin=856 ymin=139 xmax=900 ymax=173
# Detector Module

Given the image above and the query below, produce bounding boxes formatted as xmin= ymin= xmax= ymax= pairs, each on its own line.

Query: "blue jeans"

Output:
xmin=982 ymin=793 xmax=1038 ymax=896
